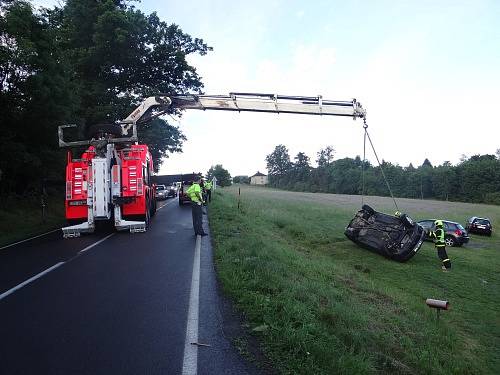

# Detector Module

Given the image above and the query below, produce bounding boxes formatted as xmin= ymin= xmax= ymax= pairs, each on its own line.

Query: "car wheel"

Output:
xmin=400 ymin=214 xmax=414 ymax=228
xmin=445 ymin=236 xmax=456 ymax=247
xmin=362 ymin=204 xmax=375 ymax=216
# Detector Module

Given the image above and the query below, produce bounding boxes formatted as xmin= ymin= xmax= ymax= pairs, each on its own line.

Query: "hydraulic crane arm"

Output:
xmin=169 ymin=92 xmax=366 ymax=119
xmin=58 ymin=92 xmax=365 ymax=147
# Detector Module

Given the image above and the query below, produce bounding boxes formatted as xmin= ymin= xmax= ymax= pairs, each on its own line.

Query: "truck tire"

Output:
xmin=145 ymin=201 xmax=151 ymax=229
xmin=86 ymin=123 xmax=123 ymax=138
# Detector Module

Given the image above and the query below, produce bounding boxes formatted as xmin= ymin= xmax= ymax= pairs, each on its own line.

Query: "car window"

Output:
xmin=157 ymin=185 xmax=165 ymax=191
xmin=418 ymin=220 xmax=433 ymax=229
xmin=456 ymin=224 xmax=465 ymax=230
xmin=444 ymin=222 xmax=452 ymax=230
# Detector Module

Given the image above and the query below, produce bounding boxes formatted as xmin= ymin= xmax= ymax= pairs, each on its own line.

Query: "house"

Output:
xmin=250 ymin=171 xmax=268 ymax=185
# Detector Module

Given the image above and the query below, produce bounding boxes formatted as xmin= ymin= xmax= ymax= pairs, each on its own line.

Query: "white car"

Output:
xmin=155 ymin=184 xmax=167 ymax=200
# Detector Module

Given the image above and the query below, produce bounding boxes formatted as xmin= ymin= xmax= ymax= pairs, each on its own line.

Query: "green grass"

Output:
xmin=0 ymin=194 xmax=65 ymax=247
xmin=209 ymin=185 xmax=500 ymax=375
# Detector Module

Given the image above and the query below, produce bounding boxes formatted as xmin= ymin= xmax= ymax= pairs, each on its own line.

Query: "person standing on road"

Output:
xmin=427 ymin=220 xmax=452 ymax=271
xmin=186 ymin=177 xmax=207 ymax=236
xmin=204 ymin=179 xmax=212 ymax=203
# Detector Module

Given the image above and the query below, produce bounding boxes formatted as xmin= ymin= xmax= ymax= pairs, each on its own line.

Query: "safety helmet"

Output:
xmin=434 ymin=220 xmax=443 ymax=228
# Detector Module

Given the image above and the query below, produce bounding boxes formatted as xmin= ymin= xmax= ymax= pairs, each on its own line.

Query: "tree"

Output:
xmin=0 ymin=0 xmax=212 ymax=194
xmin=233 ymin=175 xmax=250 ymax=184
xmin=265 ymin=145 xmax=292 ymax=178
xmin=316 ymin=146 xmax=335 ymax=167
xmin=207 ymin=164 xmax=232 ymax=187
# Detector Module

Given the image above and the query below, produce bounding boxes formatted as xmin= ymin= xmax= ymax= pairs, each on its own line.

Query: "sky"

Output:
xmin=33 ymin=0 xmax=500 ymax=177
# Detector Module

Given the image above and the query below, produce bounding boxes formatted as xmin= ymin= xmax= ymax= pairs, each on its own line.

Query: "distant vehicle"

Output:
xmin=178 ymin=174 xmax=200 ymax=205
xmin=465 ymin=217 xmax=492 ymax=236
xmin=417 ymin=219 xmax=470 ymax=246
xmin=155 ymin=184 xmax=167 ymax=200
xmin=166 ymin=184 xmax=178 ymax=198
xmin=344 ymin=205 xmax=425 ymax=262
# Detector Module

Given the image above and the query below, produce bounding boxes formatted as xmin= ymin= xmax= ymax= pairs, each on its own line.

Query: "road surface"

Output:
xmin=0 ymin=199 xmax=259 ymax=375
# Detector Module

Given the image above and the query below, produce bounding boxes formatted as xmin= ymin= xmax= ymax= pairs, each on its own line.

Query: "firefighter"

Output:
xmin=427 ymin=220 xmax=452 ymax=271
xmin=204 ymin=179 xmax=212 ymax=203
xmin=186 ymin=177 xmax=207 ymax=236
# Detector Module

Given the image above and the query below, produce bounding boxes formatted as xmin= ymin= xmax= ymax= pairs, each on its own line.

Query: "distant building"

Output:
xmin=250 ymin=171 xmax=268 ymax=185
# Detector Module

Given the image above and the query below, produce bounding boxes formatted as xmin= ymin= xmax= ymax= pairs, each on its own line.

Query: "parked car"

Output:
xmin=155 ymin=184 xmax=167 ymax=200
xmin=417 ymin=219 xmax=470 ymax=246
xmin=344 ymin=205 xmax=425 ymax=262
xmin=178 ymin=181 xmax=193 ymax=205
xmin=465 ymin=217 xmax=492 ymax=236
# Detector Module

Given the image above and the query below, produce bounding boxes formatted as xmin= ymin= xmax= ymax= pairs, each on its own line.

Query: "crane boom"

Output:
xmin=170 ymin=92 xmax=366 ymax=119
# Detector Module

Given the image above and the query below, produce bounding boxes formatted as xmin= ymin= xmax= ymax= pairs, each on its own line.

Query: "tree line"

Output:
xmin=265 ymin=145 xmax=500 ymax=205
xmin=0 ymin=0 xmax=211 ymax=196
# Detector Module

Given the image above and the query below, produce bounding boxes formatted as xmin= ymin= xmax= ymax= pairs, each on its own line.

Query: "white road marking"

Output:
xmin=0 ymin=233 xmax=114 ymax=302
xmin=0 ymin=262 xmax=65 ymax=301
xmin=78 ymin=233 xmax=115 ymax=254
xmin=182 ymin=234 xmax=202 ymax=375
xmin=157 ymin=198 xmax=177 ymax=211
xmin=0 ymin=229 xmax=61 ymax=251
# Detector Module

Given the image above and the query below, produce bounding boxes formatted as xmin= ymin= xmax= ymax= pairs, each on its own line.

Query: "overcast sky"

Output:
xmin=33 ymin=0 xmax=500 ymax=177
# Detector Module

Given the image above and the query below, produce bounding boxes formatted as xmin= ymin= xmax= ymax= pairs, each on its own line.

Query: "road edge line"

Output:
xmin=0 ymin=262 xmax=65 ymax=301
xmin=182 ymin=234 xmax=201 ymax=375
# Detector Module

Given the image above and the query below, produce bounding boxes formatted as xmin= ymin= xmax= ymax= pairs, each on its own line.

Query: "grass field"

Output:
xmin=0 ymin=194 xmax=65 ymax=247
xmin=209 ymin=185 xmax=500 ymax=375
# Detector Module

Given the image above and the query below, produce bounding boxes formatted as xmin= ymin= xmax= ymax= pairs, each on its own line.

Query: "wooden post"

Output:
xmin=237 ymin=187 xmax=241 ymax=210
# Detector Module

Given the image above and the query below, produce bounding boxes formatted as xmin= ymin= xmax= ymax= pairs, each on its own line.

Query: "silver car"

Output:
xmin=155 ymin=184 xmax=167 ymax=200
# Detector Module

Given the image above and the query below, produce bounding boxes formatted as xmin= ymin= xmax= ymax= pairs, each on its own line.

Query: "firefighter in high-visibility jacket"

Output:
xmin=204 ymin=179 xmax=212 ymax=203
xmin=186 ymin=177 xmax=207 ymax=236
xmin=427 ymin=220 xmax=452 ymax=271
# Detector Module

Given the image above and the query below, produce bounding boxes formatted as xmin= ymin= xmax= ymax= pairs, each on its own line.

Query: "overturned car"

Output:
xmin=344 ymin=205 xmax=425 ymax=262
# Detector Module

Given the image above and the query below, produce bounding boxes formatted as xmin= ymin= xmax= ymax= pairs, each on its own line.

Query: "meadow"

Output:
xmin=209 ymin=185 xmax=500 ymax=374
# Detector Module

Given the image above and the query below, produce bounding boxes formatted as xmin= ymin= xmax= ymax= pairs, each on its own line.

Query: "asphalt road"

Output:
xmin=0 ymin=199 xmax=258 ymax=375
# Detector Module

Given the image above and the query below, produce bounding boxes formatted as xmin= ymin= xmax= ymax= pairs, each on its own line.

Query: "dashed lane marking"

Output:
xmin=0 ymin=233 xmax=115 ymax=302
xmin=0 ymin=262 xmax=65 ymax=301
xmin=78 ymin=233 xmax=115 ymax=254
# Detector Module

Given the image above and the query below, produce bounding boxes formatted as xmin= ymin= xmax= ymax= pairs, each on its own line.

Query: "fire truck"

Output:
xmin=58 ymin=93 xmax=366 ymax=238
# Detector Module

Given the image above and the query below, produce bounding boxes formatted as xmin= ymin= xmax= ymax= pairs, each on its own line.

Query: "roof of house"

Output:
xmin=251 ymin=171 xmax=267 ymax=177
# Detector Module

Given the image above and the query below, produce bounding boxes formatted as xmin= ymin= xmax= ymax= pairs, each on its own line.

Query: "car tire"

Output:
xmin=400 ymin=214 xmax=414 ymax=228
xmin=362 ymin=204 xmax=375 ymax=216
xmin=445 ymin=236 xmax=456 ymax=247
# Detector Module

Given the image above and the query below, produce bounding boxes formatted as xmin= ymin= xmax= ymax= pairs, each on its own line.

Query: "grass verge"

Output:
xmin=209 ymin=186 xmax=500 ymax=375
xmin=0 ymin=193 xmax=65 ymax=247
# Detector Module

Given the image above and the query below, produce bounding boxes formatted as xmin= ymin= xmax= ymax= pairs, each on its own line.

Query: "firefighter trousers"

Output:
xmin=437 ymin=246 xmax=451 ymax=269
xmin=191 ymin=202 xmax=204 ymax=235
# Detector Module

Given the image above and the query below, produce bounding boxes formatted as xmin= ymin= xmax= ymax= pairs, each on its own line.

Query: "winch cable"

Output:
xmin=361 ymin=117 xmax=400 ymax=212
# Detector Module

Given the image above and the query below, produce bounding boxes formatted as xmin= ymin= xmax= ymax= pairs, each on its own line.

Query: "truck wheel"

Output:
xmin=142 ymin=199 xmax=150 ymax=229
